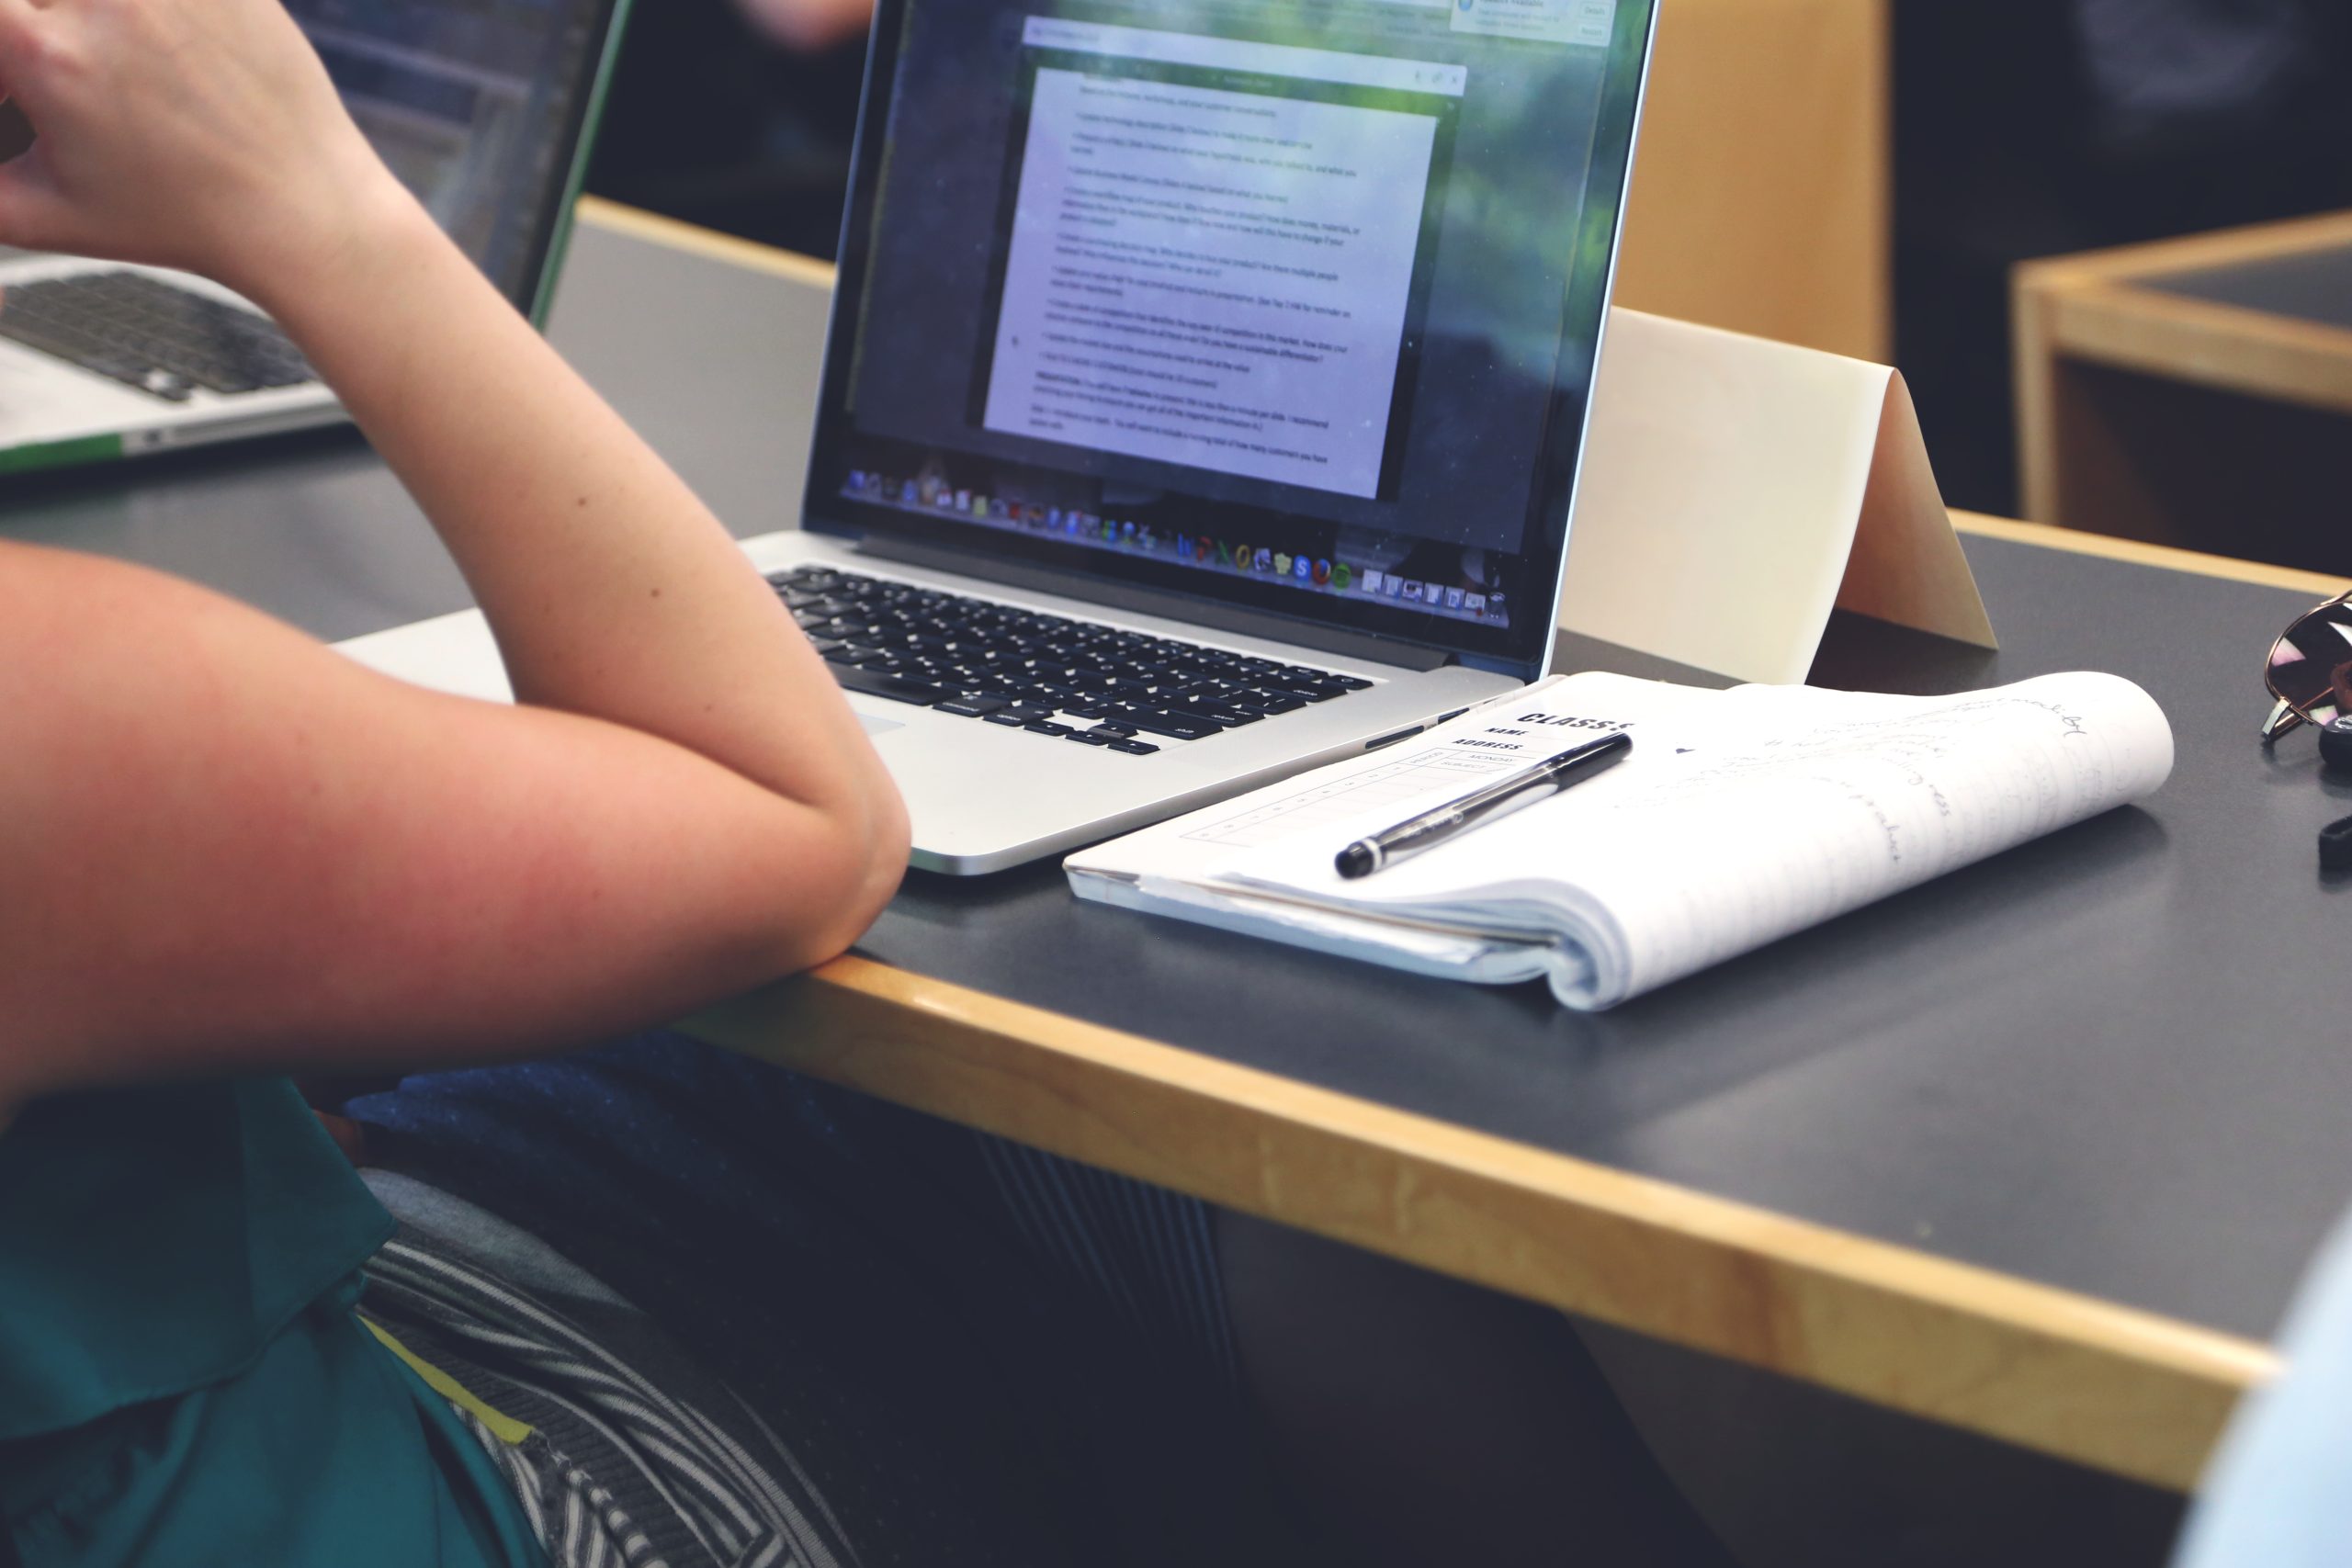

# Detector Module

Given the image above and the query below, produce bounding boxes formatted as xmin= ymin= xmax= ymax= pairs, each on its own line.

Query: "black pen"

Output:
xmin=1336 ymin=731 xmax=1633 ymax=880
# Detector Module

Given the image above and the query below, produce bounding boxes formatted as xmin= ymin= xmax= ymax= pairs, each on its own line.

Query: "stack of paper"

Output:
xmin=1066 ymin=671 xmax=2175 ymax=1010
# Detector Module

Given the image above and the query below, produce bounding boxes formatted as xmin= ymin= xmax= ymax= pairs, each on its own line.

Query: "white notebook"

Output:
xmin=1066 ymin=671 xmax=2176 ymax=1010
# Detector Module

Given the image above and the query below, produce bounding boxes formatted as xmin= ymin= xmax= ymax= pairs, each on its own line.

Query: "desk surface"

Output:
xmin=2149 ymin=247 xmax=2352 ymax=335
xmin=2048 ymin=209 xmax=2352 ymax=339
xmin=9 ymin=203 xmax=2347 ymax=1493
xmin=860 ymin=535 xmax=2346 ymax=1351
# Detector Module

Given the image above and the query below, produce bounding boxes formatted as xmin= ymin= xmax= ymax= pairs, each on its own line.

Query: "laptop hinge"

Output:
xmin=852 ymin=533 xmax=1453 ymax=672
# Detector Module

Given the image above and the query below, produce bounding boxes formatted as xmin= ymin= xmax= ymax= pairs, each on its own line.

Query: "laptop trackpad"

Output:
xmin=859 ymin=715 xmax=906 ymax=738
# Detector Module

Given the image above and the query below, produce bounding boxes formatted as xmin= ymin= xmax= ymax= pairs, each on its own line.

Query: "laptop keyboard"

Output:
xmin=0 ymin=271 xmax=314 ymax=402
xmin=773 ymin=567 xmax=1372 ymax=755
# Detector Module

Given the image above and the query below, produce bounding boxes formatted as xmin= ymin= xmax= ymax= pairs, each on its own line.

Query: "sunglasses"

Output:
xmin=2263 ymin=591 xmax=2352 ymax=742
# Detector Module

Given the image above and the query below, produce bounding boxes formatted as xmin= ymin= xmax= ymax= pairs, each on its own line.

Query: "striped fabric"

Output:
xmin=346 ymin=1036 xmax=1293 ymax=1566
xmin=361 ymin=1231 xmax=860 ymax=1568
xmin=970 ymin=1135 xmax=1240 ymax=1402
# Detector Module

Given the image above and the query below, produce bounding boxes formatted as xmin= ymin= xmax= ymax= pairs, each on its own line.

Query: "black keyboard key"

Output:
xmin=1024 ymin=721 xmax=1076 ymax=738
xmin=1174 ymin=702 xmax=1263 ymax=727
xmin=1331 ymin=675 xmax=1374 ymax=691
xmin=1122 ymin=710 xmax=1224 ymax=741
xmin=1109 ymin=739 xmax=1161 ymax=756
xmin=936 ymin=696 xmax=1011 ymax=718
xmin=1066 ymin=731 xmax=1114 ymax=747
xmin=983 ymin=713 xmax=1028 ymax=728
xmin=829 ymin=663 xmax=944 ymax=705
xmin=1235 ymin=693 xmax=1308 ymax=716
xmin=1091 ymin=722 xmax=1138 ymax=739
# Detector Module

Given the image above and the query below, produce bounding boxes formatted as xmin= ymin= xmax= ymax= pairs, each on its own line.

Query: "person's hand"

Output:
xmin=0 ymin=0 xmax=413 ymax=299
xmin=734 ymin=0 xmax=873 ymax=52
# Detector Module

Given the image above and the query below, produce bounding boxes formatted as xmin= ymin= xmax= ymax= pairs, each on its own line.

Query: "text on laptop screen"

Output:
xmin=811 ymin=0 xmax=1654 ymax=671
xmin=285 ymin=0 xmax=611 ymax=303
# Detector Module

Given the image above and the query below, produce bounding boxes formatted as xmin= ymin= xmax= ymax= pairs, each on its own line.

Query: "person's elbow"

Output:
xmin=763 ymin=776 xmax=911 ymax=976
xmin=838 ymin=776 xmax=913 ymax=950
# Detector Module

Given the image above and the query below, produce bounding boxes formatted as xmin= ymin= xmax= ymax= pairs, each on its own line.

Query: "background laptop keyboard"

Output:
xmin=0 ymin=272 xmax=314 ymax=402
xmin=773 ymin=567 xmax=1371 ymax=756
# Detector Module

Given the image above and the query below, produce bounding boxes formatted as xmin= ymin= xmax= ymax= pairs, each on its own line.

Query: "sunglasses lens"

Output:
xmin=2268 ymin=597 xmax=2352 ymax=725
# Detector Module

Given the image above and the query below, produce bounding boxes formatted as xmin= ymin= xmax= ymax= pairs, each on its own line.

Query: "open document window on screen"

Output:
xmin=974 ymin=20 xmax=1464 ymax=502
xmin=808 ymin=0 xmax=1650 ymax=671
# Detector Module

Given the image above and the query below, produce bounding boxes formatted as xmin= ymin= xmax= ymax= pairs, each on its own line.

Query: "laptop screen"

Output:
xmin=808 ymin=0 xmax=1655 ymax=675
xmin=286 ymin=0 xmax=624 ymax=308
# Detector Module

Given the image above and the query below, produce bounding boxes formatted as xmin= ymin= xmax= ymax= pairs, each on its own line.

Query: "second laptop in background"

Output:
xmin=0 ymin=0 xmax=632 ymax=473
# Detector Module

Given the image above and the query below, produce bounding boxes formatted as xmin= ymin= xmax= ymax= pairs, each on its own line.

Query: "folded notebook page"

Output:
xmin=1066 ymin=671 xmax=2176 ymax=1010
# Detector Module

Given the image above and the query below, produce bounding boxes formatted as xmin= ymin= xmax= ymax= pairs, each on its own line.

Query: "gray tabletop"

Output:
xmin=7 ymin=215 xmax=2347 ymax=1351
xmin=2143 ymin=246 xmax=2352 ymax=335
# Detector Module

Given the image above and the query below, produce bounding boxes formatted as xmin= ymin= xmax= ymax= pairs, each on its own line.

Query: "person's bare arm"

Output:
xmin=0 ymin=0 xmax=908 ymax=1101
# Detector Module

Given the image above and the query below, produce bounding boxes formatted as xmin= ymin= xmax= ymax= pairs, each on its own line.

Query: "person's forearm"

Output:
xmin=241 ymin=188 xmax=892 ymax=829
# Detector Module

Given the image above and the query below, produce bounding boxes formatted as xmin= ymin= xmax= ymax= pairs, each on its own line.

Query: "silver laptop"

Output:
xmin=344 ymin=0 xmax=1659 ymax=874
xmin=0 ymin=0 xmax=633 ymax=476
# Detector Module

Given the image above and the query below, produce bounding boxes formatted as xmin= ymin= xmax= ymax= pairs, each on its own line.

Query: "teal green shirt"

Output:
xmin=0 ymin=1079 xmax=545 ymax=1567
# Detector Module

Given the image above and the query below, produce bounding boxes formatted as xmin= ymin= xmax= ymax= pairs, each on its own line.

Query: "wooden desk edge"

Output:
xmin=688 ymin=958 xmax=2271 ymax=1494
xmin=583 ymin=197 xmax=2284 ymax=1491
xmin=578 ymin=197 xmax=840 ymax=289
xmin=2023 ymin=277 xmax=2352 ymax=420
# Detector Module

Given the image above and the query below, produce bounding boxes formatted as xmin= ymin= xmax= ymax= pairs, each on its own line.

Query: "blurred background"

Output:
xmin=586 ymin=0 xmax=2352 ymax=555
